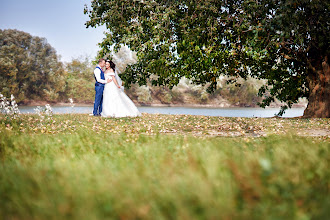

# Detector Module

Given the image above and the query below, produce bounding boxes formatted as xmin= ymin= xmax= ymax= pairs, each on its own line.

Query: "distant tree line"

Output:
xmin=0 ymin=29 xmax=262 ymax=106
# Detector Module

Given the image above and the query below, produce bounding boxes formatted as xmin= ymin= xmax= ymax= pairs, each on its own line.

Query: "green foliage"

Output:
xmin=150 ymin=86 xmax=173 ymax=104
xmin=0 ymin=29 xmax=66 ymax=102
xmin=63 ymin=56 xmax=95 ymax=103
xmin=85 ymin=0 xmax=329 ymax=115
xmin=217 ymin=78 xmax=262 ymax=107
xmin=0 ymin=114 xmax=329 ymax=219
xmin=136 ymin=85 xmax=152 ymax=103
xmin=0 ymin=27 xmax=262 ymax=106
xmin=125 ymin=77 xmax=262 ymax=106
xmin=0 ymin=29 xmax=97 ymax=105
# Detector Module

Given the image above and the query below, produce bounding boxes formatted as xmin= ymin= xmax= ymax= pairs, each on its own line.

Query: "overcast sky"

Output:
xmin=0 ymin=0 xmax=106 ymax=62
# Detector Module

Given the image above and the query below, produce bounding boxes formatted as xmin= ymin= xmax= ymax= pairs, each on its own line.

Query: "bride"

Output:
xmin=101 ymin=60 xmax=141 ymax=117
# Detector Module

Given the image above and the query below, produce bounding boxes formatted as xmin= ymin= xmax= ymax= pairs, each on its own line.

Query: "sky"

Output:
xmin=0 ymin=0 xmax=106 ymax=63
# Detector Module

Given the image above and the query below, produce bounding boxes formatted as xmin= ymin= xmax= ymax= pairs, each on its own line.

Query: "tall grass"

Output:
xmin=1 ymin=120 xmax=329 ymax=220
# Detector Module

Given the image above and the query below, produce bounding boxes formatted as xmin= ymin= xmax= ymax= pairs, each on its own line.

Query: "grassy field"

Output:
xmin=0 ymin=113 xmax=329 ymax=219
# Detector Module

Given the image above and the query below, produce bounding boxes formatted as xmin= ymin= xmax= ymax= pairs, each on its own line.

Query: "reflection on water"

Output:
xmin=18 ymin=106 xmax=305 ymax=118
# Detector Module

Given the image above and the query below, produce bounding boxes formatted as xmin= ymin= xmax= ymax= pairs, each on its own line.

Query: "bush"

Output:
xmin=152 ymin=86 xmax=172 ymax=104
xmin=218 ymin=78 xmax=262 ymax=106
xmin=136 ymin=85 xmax=152 ymax=103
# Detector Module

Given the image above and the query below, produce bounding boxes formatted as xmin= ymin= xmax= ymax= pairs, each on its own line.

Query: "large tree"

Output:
xmin=85 ymin=0 xmax=329 ymax=117
xmin=0 ymin=29 xmax=66 ymax=102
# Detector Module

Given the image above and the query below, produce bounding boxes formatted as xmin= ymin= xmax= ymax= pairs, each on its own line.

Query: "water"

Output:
xmin=18 ymin=106 xmax=305 ymax=118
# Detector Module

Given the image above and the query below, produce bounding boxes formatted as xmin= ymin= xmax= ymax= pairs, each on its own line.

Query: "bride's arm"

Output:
xmin=111 ymin=75 xmax=121 ymax=88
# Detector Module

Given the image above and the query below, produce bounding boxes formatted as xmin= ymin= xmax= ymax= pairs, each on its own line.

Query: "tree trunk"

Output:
xmin=303 ymin=55 xmax=330 ymax=118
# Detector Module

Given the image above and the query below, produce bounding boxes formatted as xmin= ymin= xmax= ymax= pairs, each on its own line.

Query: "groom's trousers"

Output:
xmin=93 ymin=85 xmax=104 ymax=116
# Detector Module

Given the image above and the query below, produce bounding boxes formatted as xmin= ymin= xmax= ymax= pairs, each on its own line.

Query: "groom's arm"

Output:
xmin=94 ymin=68 xmax=108 ymax=84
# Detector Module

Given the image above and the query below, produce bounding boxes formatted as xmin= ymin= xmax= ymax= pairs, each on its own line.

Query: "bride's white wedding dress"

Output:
xmin=101 ymin=69 xmax=141 ymax=117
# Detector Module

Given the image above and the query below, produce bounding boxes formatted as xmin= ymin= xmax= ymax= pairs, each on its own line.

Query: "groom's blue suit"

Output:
xmin=93 ymin=66 xmax=105 ymax=116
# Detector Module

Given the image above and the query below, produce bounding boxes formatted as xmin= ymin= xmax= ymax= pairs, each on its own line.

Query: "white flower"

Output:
xmin=34 ymin=106 xmax=42 ymax=115
xmin=44 ymin=104 xmax=53 ymax=116
xmin=0 ymin=93 xmax=20 ymax=119
xmin=68 ymin=98 xmax=75 ymax=108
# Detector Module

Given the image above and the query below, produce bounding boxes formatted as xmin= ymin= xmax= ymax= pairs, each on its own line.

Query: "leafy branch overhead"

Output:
xmin=85 ymin=0 xmax=329 ymax=117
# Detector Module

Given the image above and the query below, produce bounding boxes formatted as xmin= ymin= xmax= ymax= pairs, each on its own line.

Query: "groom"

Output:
xmin=93 ymin=58 xmax=111 ymax=116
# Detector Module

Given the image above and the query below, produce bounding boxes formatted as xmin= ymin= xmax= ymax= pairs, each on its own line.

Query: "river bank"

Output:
xmin=18 ymin=100 xmax=308 ymax=109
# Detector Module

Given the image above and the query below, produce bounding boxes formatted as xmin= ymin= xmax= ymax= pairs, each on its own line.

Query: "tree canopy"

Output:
xmin=0 ymin=29 xmax=66 ymax=102
xmin=85 ymin=0 xmax=329 ymax=117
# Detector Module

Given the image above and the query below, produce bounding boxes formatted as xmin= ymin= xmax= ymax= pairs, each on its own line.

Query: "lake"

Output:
xmin=18 ymin=106 xmax=305 ymax=118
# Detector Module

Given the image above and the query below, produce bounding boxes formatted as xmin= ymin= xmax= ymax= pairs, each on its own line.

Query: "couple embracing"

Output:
xmin=93 ymin=58 xmax=141 ymax=117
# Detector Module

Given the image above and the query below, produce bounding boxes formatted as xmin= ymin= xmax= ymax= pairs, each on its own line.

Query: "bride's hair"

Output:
xmin=106 ymin=60 xmax=116 ymax=71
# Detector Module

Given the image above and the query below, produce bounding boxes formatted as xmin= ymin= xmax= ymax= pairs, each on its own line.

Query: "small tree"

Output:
xmin=64 ymin=56 xmax=95 ymax=103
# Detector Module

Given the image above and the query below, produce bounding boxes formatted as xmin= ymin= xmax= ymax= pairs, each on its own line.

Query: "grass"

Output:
xmin=0 ymin=113 xmax=329 ymax=219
